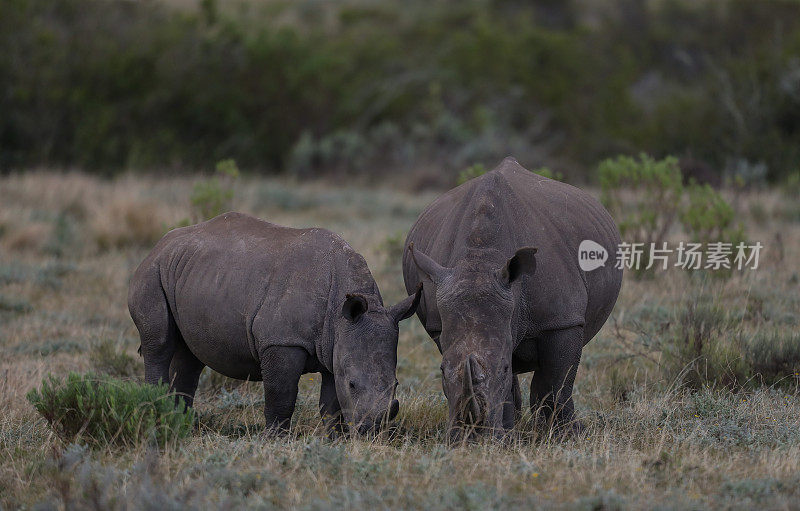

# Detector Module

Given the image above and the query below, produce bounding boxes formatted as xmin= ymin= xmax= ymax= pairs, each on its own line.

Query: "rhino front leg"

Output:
xmin=260 ymin=346 xmax=307 ymax=435
xmin=530 ymin=326 xmax=585 ymax=437
xmin=502 ymin=374 xmax=522 ymax=430
xmin=319 ymin=371 xmax=346 ymax=438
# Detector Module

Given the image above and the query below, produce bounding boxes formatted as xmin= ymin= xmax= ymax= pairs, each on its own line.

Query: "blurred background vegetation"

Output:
xmin=2 ymin=0 xmax=800 ymax=184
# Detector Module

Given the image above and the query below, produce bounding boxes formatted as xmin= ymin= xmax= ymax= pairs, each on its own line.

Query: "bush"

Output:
xmin=599 ymin=154 xmax=683 ymax=248
xmin=680 ymin=183 xmax=743 ymax=246
xmin=456 ymin=163 xmax=487 ymax=185
xmin=27 ymin=373 xmax=194 ymax=447
xmin=600 ymin=154 xmax=744 ymax=276
xmin=534 ymin=167 xmax=563 ymax=181
xmin=3 ymin=0 xmax=800 ymax=179
xmin=190 ymin=159 xmax=239 ymax=221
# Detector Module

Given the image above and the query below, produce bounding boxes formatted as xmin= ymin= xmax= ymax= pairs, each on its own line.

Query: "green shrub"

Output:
xmin=680 ymin=183 xmax=743 ymax=246
xmin=27 ymin=373 xmax=194 ymax=447
xmin=600 ymin=154 xmax=745 ymax=276
xmin=534 ymin=167 xmax=564 ymax=181
xmin=456 ymin=163 xmax=487 ymax=185
xmin=190 ymin=159 xmax=240 ymax=221
xmin=599 ymin=154 xmax=683 ymax=248
xmin=3 ymin=0 xmax=800 ymax=179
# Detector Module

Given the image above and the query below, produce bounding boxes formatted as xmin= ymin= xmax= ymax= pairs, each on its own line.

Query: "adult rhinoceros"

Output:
xmin=402 ymin=157 xmax=622 ymax=441
xmin=129 ymin=212 xmax=422 ymax=436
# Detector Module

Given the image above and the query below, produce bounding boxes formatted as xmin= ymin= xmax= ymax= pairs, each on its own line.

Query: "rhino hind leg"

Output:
xmin=129 ymin=273 xmax=178 ymax=387
xmin=260 ymin=345 xmax=308 ymax=435
xmin=169 ymin=341 xmax=205 ymax=410
xmin=530 ymin=326 xmax=585 ymax=437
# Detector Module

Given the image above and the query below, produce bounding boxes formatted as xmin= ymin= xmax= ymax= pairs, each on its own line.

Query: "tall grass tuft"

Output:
xmin=27 ymin=373 xmax=194 ymax=448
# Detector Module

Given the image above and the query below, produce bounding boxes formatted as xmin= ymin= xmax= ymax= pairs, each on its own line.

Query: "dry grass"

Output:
xmin=1 ymin=171 xmax=799 ymax=509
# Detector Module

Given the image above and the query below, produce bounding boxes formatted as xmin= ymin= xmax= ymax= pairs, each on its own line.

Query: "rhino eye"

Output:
xmin=349 ymin=380 xmax=357 ymax=390
xmin=503 ymin=364 xmax=509 ymax=373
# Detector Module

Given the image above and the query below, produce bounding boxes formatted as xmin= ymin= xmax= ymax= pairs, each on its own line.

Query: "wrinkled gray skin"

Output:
xmin=403 ymin=158 xmax=622 ymax=442
xmin=129 ymin=212 xmax=422 ymax=436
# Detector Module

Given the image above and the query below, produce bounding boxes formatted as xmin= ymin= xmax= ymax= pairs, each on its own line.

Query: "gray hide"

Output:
xmin=129 ymin=212 xmax=421 ymax=435
xmin=402 ymin=157 xmax=622 ymax=441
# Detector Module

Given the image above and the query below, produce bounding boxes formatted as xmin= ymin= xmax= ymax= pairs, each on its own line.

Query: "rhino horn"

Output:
xmin=409 ymin=242 xmax=451 ymax=284
xmin=463 ymin=354 xmax=482 ymax=423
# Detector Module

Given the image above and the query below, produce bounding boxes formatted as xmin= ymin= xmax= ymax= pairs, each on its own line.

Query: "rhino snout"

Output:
xmin=354 ymin=399 xmax=400 ymax=435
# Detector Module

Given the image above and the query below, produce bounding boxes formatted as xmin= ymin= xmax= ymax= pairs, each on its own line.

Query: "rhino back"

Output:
xmin=404 ymin=158 xmax=622 ymax=342
xmin=150 ymin=212 xmax=344 ymax=379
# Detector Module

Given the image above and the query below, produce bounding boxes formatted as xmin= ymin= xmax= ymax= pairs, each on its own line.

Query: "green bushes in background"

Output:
xmin=2 ymin=0 xmax=800 ymax=180
xmin=27 ymin=373 xmax=194 ymax=447
xmin=190 ymin=159 xmax=240 ymax=221
xmin=599 ymin=154 xmax=684 ymax=249
xmin=599 ymin=153 xmax=744 ymax=275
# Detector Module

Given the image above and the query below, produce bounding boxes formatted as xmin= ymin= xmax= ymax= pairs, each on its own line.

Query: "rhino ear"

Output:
xmin=342 ymin=294 xmax=368 ymax=322
xmin=409 ymin=243 xmax=451 ymax=284
xmin=499 ymin=247 xmax=537 ymax=285
xmin=389 ymin=282 xmax=423 ymax=323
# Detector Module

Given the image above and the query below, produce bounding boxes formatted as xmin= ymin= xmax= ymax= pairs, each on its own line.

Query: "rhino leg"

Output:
xmin=530 ymin=326 xmax=585 ymax=436
xmin=502 ymin=375 xmax=522 ymax=430
xmin=260 ymin=346 xmax=308 ymax=435
xmin=169 ymin=341 xmax=205 ymax=411
xmin=130 ymin=276 xmax=177 ymax=387
xmin=319 ymin=371 xmax=346 ymax=438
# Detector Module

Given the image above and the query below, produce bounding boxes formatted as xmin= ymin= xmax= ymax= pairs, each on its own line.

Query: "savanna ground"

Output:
xmin=1 ymin=172 xmax=799 ymax=510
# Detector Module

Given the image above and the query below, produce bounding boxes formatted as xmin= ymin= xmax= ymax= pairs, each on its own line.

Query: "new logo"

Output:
xmin=578 ymin=240 xmax=608 ymax=271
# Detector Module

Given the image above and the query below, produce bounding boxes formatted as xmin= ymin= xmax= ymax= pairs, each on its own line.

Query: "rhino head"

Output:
xmin=333 ymin=284 xmax=422 ymax=435
xmin=410 ymin=243 xmax=537 ymax=441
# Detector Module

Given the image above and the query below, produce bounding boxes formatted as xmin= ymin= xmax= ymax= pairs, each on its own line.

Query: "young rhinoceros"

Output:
xmin=128 ymin=212 xmax=422 ymax=435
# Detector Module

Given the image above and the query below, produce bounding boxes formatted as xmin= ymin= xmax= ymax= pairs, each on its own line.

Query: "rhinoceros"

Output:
xmin=402 ymin=157 xmax=622 ymax=440
xmin=129 ymin=212 xmax=422 ymax=435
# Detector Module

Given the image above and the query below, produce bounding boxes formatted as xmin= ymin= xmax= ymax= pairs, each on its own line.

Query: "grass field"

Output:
xmin=1 ymin=172 xmax=799 ymax=509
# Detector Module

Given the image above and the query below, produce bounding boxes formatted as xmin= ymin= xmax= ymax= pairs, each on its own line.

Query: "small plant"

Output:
xmin=456 ymin=163 xmax=487 ymax=185
xmin=190 ymin=159 xmax=240 ymax=221
xmin=680 ymin=183 xmax=742 ymax=246
xmin=27 ymin=372 xmax=195 ymax=447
